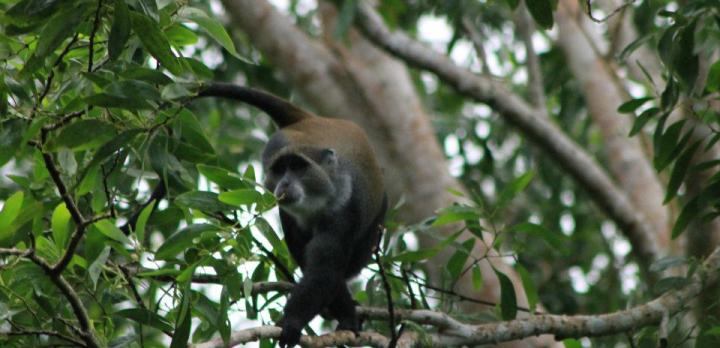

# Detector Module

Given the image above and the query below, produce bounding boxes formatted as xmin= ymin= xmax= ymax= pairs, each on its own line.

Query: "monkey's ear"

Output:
xmin=321 ymin=148 xmax=337 ymax=167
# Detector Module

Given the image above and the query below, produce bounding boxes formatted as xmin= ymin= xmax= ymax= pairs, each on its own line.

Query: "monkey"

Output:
xmin=198 ymin=83 xmax=388 ymax=347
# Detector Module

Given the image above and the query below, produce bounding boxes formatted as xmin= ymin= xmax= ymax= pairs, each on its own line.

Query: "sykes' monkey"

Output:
xmin=198 ymin=83 xmax=387 ymax=347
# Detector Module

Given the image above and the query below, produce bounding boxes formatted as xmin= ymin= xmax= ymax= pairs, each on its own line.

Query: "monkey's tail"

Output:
xmin=197 ymin=82 xmax=309 ymax=127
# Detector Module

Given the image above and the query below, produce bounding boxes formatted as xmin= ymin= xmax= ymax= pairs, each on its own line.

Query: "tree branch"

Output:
xmin=193 ymin=245 xmax=720 ymax=347
xmin=355 ymin=3 xmax=662 ymax=273
xmin=514 ymin=2 xmax=547 ymax=110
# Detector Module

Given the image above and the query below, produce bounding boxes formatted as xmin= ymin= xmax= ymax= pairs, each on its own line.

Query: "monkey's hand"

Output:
xmin=278 ymin=321 xmax=302 ymax=348
xmin=335 ymin=316 xmax=360 ymax=334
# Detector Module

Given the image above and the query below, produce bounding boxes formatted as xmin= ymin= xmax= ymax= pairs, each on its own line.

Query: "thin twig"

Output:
xmin=43 ymin=111 xmax=85 ymax=131
xmin=515 ymin=2 xmax=547 ymax=111
xmin=88 ymin=0 xmax=103 ymax=72
xmin=2 ymin=327 xmax=86 ymax=347
xmin=33 ymin=34 xmax=79 ymax=118
xmin=26 ymin=253 xmax=101 ymax=348
xmin=585 ymin=0 xmax=636 ymax=23
xmin=374 ymin=245 xmax=397 ymax=348
xmin=460 ymin=17 xmax=491 ymax=75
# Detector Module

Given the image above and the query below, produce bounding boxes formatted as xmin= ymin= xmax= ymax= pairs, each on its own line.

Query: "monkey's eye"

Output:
xmin=272 ymin=155 xmax=308 ymax=173
xmin=287 ymin=156 xmax=308 ymax=171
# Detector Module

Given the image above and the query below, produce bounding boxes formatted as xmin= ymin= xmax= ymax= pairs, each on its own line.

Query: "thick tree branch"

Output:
xmin=355 ymin=3 xmax=662 ymax=272
xmin=194 ymin=245 xmax=720 ymax=347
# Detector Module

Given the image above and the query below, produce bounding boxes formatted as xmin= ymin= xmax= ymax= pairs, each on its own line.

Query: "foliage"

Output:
xmin=0 ymin=0 xmax=719 ymax=347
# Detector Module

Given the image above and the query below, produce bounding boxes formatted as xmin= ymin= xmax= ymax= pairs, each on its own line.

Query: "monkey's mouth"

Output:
xmin=276 ymin=192 xmax=301 ymax=205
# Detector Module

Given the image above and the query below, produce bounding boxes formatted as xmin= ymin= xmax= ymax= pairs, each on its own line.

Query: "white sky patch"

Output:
xmin=559 ymin=212 xmax=575 ymax=236
xmin=469 ymin=104 xmax=493 ymax=119
xmin=474 ymin=120 xmax=491 ymax=138
xmin=268 ymin=0 xmax=290 ymax=11
xmin=200 ymin=45 xmax=224 ymax=69
xmin=417 ymin=15 xmax=453 ymax=46
xmin=463 ymin=140 xmax=484 ymax=165
xmin=513 ymin=157 xmax=527 ymax=175
xmin=295 ymin=0 xmax=316 ymax=16
xmin=568 ymin=266 xmax=589 ymax=293
xmin=448 ymin=156 xmax=465 ymax=177
xmin=444 ymin=134 xmax=460 ymax=156
xmin=620 ymin=263 xmax=639 ymax=294
xmin=512 ymin=68 xmax=528 ymax=85
xmin=421 ymin=72 xmax=439 ymax=93
xmin=560 ymin=190 xmax=575 ymax=206
xmin=481 ymin=178 xmax=496 ymax=198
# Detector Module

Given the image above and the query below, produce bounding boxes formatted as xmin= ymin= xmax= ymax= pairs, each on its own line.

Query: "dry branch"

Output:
xmin=354 ymin=3 xmax=663 ymax=272
xmin=192 ymin=245 xmax=720 ymax=347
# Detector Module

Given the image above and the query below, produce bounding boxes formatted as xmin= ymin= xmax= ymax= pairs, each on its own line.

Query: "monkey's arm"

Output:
xmin=278 ymin=232 xmax=350 ymax=347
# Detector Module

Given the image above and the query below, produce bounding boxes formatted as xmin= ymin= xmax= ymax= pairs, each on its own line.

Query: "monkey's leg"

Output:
xmin=279 ymin=234 xmax=348 ymax=348
xmin=327 ymin=285 xmax=360 ymax=332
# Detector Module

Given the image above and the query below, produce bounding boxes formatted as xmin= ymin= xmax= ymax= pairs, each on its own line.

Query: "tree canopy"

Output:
xmin=0 ymin=0 xmax=719 ymax=347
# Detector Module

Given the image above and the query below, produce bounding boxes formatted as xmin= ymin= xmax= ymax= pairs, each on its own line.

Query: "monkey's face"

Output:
xmin=264 ymin=151 xmax=337 ymax=219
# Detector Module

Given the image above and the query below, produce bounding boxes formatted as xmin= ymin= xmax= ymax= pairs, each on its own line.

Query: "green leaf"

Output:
xmin=131 ymin=11 xmax=183 ymax=75
xmin=707 ymin=60 xmax=720 ymax=93
xmin=617 ymin=97 xmax=653 ymax=114
xmin=0 ymin=119 xmax=24 ymax=167
xmin=170 ymin=288 xmax=192 ymax=348
xmin=513 ymin=222 xmax=567 ymax=254
xmin=497 ymin=171 xmax=534 ymax=210
xmin=28 ymin=5 xmax=85 ymax=70
xmin=471 ymin=266 xmax=484 ymax=290
xmin=51 ymin=203 xmax=71 ymax=249
xmin=447 ymin=238 xmax=475 ymax=281
xmin=563 ymin=339 xmax=583 ymax=348
xmin=87 ymin=129 xmax=143 ymax=169
xmin=0 ymin=191 xmax=24 ymax=240
xmin=93 ymin=220 xmax=132 ymax=245
xmin=7 ymin=0 xmax=62 ymax=21
xmin=218 ymin=189 xmax=263 ymax=207
xmin=516 ymin=264 xmax=538 ymax=313
xmin=525 ymin=0 xmax=554 ymax=29
xmin=705 ymin=326 xmax=720 ymax=337
xmin=88 ymin=246 xmax=110 ymax=289
xmin=495 ymin=269 xmax=517 ymax=320
xmin=333 ymin=0 xmax=357 ymax=40
xmin=165 ymin=23 xmax=198 ymax=46
xmin=664 ymin=140 xmax=701 ymax=203
xmin=57 ymin=147 xmax=77 ymax=175
xmin=155 ymin=224 xmax=216 ymax=260
xmin=654 ymin=120 xmax=687 ymax=171
xmin=649 ymin=256 xmax=687 ymax=273
xmin=197 ymin=164 xmax=247 ymax=189
xmin=672 ymin=195 xmax=702 ymax=239
xmin=672 ymin=21 xmax=698 ymax=89
xmin=134 ymin=200 xmax=155 ymax=243
xmin=391 ymin=230 xmax=463 ymax=263
xmin=115 ymin=308 xmax=173 ymax=333
xmin=390 ymin=248 xmax=440 ymax=263
xmin=661 ymin=76 xmax=679 ymax=111
xmin=432 ymin=205 xmax=480 ymax=227
xmin=109 ymin=0 xmax=131 ymax=60
xmin=219 ymin=287 xmax=231 ymax=345
xmin=178 ymin=109 xmax=214 ymax=154
xmin=175 ymin=191 xmax=234 ymax=212
xmin=178 ymin=7 xmax=246 ymax=61
xmin=629 ymin=107 xmax=659 ymax=136
xmin=653 ymin=276 xmax=689 ymax=294
xmin=50 ymin=120 xmax=116 ymax=151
